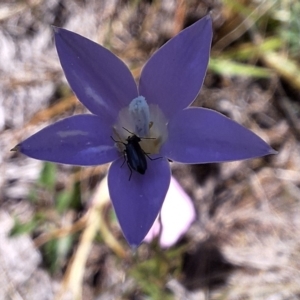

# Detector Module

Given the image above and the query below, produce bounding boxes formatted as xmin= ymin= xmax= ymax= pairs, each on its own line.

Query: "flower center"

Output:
xmin=113 ymin=96 xmax=168 ymax=154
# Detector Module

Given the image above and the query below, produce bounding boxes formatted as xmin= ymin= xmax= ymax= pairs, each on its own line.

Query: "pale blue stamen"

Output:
xmin=129 ymin=96 xmax=150 ymax=137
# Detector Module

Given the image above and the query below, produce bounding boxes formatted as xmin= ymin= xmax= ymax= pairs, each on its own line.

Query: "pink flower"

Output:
xmin=144 ymin=176 xmax=196 ymax=248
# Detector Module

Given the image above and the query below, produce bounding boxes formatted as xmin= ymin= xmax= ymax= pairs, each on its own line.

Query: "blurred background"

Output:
xmin=1 ymin=0 xmax=300 ymax=299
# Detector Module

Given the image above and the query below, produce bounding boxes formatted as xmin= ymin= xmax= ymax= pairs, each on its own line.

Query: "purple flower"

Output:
xmin=14 ymin=16 xmax=275 ymax=247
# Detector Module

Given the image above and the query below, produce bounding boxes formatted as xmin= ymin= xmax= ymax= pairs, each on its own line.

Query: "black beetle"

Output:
xmin=111 ymin=129 xmax=155 ymax=180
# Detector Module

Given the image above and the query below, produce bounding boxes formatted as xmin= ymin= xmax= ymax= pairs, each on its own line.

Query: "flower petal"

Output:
xmin=139 ymin=15 xmax=212 ymax=120
xmin=54 ymin=27 xmax=138 ymax=123
xmin=161 ymin=108 xmax=276 ymax=163
xmin=17 ymin=115 xmax=118 ymax=165
xmin=159 ymin=176 xmax=196 ymax=247
xmin=108 ymin=156 xmax=171 ymax=247
xmin=144 ymin=176 xmax=196 ymax=248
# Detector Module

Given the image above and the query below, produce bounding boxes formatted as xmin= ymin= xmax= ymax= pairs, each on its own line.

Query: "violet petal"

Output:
xmin=139 ymin=15 xmax=212 ymax=120
xmin=17 ymin=115 xmax=118 ymax=165
xmin=108 ymin=156 xmax=171 ymax=247
xmin=161 ymin=108 xmax=276 ymax=163
xmin=54 ymin=27 xmax=138 ymax=123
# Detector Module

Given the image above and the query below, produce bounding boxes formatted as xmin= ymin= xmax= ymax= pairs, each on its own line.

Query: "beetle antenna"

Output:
xmin=122 ymin=127 xmax=134 ymax=135
xmin=110 ymin=136 xmax=125 ymax=145
xmin=122 ymin=127 xmax=155 ymax=140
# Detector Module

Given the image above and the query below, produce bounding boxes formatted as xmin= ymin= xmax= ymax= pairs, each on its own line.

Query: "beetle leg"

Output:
xmin=143 ymin=152 xmax=162 ymax=161
xmin=121 ymin=152 xmax=126 ymax=167
xmin=126 ymin=160 xmax=133 ymax=181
